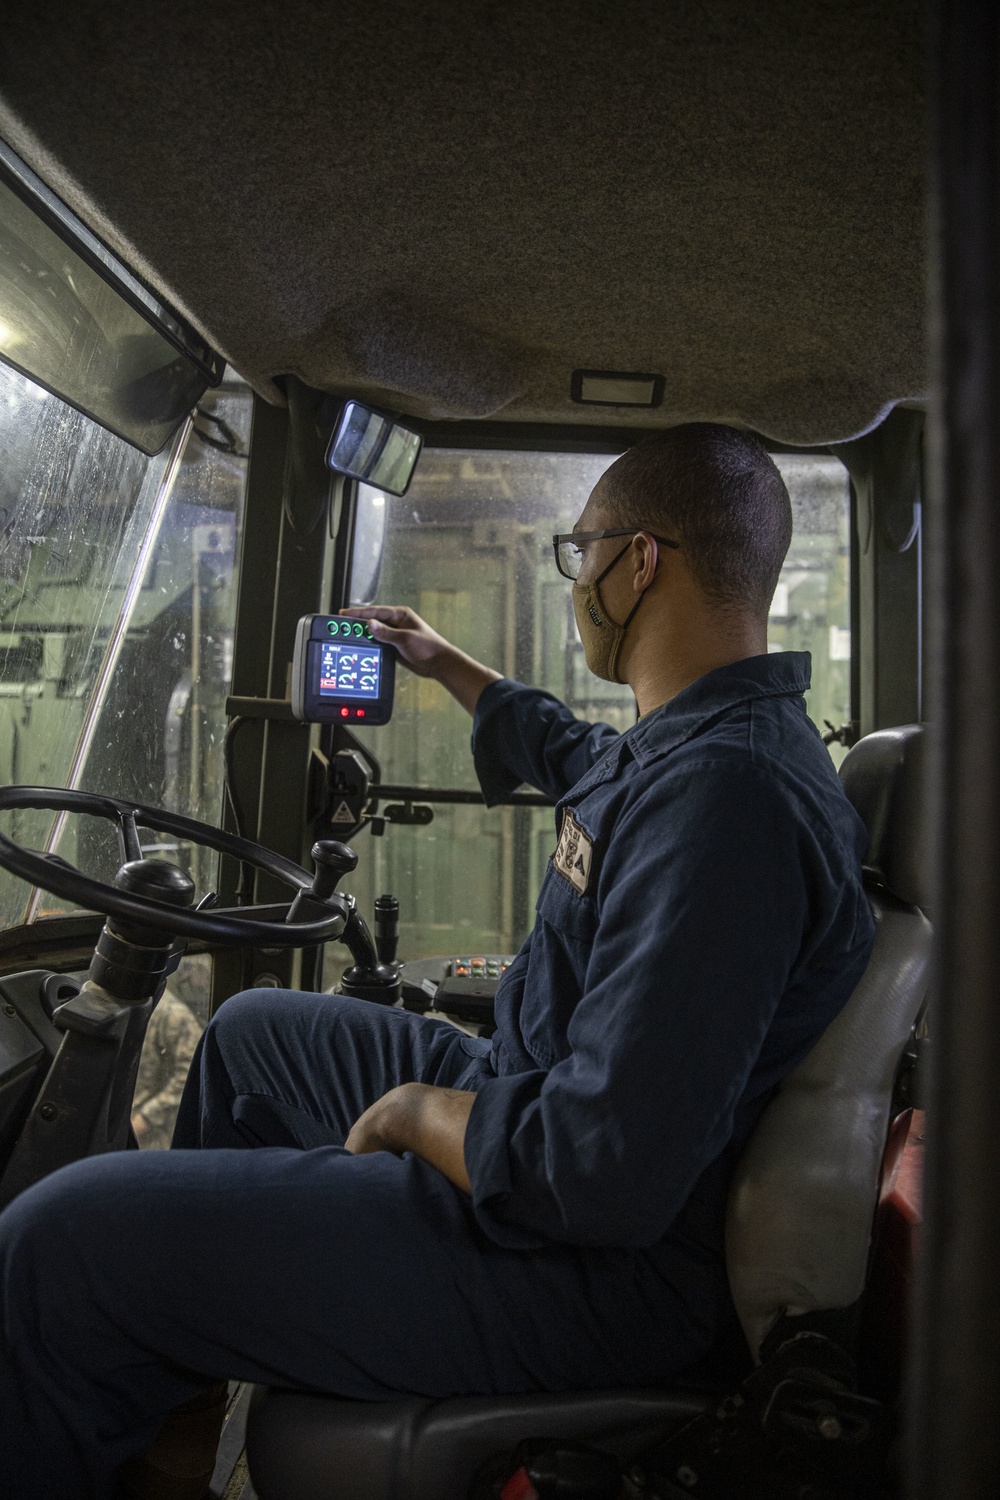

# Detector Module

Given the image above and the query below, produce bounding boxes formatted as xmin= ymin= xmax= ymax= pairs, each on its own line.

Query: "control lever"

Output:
xmin=309 ymin=840 xmax=358 ymax=898
xmin=288 ymin=843 xmax=402 ymax=1005
xmin=374 ymin=894 xmax=399 ymax=964
xmin=285 ymin=841 xmax=356 ymax=933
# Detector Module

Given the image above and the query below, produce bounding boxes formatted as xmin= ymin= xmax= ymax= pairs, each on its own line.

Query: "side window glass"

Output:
xmin=0 ymin=363 xmax=169 ymax=927
xmin=770 ymin=455 xmax=852 ymax=764
xmin=0 ymin=368 xmax=251 ymax=1146
xmin=332 ymin=447 xmax=852 ymax=976
xmin=64 ymin=381 xmax=251 ymax=894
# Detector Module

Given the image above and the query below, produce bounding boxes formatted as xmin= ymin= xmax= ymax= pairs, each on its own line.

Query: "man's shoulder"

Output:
xmin=623 ymin=699 xmax=866 ymax=860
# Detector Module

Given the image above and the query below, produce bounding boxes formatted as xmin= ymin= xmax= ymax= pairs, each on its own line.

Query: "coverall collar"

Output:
xmin=630 ymin=650 xmax=812 ymax=763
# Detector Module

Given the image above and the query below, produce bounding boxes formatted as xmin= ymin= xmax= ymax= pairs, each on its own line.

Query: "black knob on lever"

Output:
xmin=374 ymin=894 xmax=399 ymax=965
xmin=309 ymin=841 xmax=358 ymax=899
xmin=285 ymin=841 xmax=356 ymax=934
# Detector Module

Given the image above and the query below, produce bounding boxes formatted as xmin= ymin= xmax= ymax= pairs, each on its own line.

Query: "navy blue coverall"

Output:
xmin=0 ymin=651 xmax=875 ymax=1497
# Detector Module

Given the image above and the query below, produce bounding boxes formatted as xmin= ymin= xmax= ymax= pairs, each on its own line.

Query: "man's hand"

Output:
xmin=338 ymin=606 xmax=500 ymax=715
xmin=344 ymin=1082 xmax=475 ymax=1195
xmin=338 ymin=606 xmax=455 ymax=677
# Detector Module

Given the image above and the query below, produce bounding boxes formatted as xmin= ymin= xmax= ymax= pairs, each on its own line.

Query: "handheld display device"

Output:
xmin=291 ymin=615 xmax=397 ymax=725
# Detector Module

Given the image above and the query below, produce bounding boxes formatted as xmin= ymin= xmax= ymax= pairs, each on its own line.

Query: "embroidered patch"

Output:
xmin=552 ymin=810 xmax=593 ymax=895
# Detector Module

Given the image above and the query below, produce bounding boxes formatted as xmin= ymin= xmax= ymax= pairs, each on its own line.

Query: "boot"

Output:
xmin=118 ymin=1381 xmax=230 ymax=1500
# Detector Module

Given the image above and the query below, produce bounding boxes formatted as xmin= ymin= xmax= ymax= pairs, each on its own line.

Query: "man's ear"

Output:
xmin=632 ymin=534 xmax=660 ymax=593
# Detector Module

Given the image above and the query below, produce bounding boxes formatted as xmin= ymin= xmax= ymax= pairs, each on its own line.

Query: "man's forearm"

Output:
xmin=433 ymin=647 xmax=502 ymax=717
xmin=344 ymin=1082 xmax=475 ymax=1194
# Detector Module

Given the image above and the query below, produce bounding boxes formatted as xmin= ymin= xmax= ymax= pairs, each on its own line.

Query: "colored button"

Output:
xmin=340 ymin=620 xmax=353 ymax=636
xmin=353 ymin=621 xmax=365 ymax=636
xmin=327 ymin=619 xmax=339 ymax=635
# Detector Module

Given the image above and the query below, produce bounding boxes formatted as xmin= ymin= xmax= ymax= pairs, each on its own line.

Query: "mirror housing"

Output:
xmin=325 ymin=400 xmax=422 ymax=496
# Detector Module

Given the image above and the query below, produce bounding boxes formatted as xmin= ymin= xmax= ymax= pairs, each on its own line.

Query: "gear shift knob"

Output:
xmin=309 ymin=841 xmax=358 ymax=900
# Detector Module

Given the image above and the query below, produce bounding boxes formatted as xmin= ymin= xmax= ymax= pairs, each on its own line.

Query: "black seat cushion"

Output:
xmin=246 ymin=1385 xmax=713 ymax=1500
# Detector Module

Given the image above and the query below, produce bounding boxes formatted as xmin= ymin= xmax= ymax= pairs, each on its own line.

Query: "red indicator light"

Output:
xmin=340 ymin=707 xmax=349 ymax=717
xmin=357 ymin=709 xmax=366 ymax=717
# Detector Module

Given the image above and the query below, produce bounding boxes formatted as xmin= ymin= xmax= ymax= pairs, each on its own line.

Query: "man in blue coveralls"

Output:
xmin=0 ymin=423 xmax=875 ymax=1499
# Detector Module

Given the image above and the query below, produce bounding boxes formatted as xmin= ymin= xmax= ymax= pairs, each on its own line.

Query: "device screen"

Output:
xmin=318 ymin=640 xmax=383 ymax=700
xmin=292 ymin=614 xmax=397 ymax=725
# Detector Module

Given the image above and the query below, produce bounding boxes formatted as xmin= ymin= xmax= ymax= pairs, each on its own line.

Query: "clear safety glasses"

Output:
xmin=551 ymin=528 xmax=680 ymax=581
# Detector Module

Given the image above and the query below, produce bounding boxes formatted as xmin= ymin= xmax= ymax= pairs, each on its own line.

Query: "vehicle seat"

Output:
xmin=246 ymin=725 xmax=931 ymax=1500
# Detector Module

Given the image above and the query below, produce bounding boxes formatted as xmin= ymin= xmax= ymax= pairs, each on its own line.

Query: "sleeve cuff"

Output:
xmin=463 ymin=1071 xmax=550 ymax=1248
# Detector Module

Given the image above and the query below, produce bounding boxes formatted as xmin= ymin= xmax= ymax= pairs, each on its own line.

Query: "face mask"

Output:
xmin=572 ymin=543 xmax=647 ymax=683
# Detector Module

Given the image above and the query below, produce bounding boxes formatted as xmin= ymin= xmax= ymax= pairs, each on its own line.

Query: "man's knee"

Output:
xmin=206 ymin=987 xmax=376 ymax=1061
xmin=202 ymin=986 xmax=315 ymax=1065
xmin=210 ymin=984 xmax=294 ymax=1032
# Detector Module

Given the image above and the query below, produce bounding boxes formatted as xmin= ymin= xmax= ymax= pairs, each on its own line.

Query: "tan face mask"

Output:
xmin=572 ymin=542 xmax=647 ymax=683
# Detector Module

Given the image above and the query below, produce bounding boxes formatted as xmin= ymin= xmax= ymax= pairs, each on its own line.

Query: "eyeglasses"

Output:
xmin=551 ymin=528 xmax=680 ymax=581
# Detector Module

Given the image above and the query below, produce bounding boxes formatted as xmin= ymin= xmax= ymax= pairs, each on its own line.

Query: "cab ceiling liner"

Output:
xmin=0 ymin=0 xmax=927 ymax=447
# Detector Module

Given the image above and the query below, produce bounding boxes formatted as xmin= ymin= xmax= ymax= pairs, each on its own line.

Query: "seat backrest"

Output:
xmin=725 ymin=725 xmax=931 ymax=1360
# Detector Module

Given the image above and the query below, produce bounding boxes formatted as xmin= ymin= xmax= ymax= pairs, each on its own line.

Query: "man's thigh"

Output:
xmin=0 ymin=1141 xmax=602 ymax=1494
xmin=174 ymin=988 xmax=489 ymax=1149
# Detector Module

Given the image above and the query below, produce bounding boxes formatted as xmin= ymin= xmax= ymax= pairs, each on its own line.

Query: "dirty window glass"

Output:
xmin=0 ymin=365 xmax=250 ymax=929
xmin=53 ymin=381 xmax=251 ymax=900
xmin=0 ymin=363 xmax=172 ymax=926
xmin=330 ymin=447 xmax=852 ymax=978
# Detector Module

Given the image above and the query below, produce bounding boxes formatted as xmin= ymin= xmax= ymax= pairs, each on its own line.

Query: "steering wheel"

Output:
xmin=0 ymin=786 xmax=348 ymax=947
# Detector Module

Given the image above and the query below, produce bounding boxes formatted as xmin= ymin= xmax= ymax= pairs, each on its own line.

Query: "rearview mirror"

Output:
xmin=325 ymin=400 xmax=422 ymax=497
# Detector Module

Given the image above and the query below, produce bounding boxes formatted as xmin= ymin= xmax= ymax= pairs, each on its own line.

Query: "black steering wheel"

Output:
xmin=0 ymin=786 xmax=347 ymax=947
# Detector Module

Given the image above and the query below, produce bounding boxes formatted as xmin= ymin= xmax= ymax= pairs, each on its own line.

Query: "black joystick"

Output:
xmin=374 ymin=895 xmax=399 ymax=965
xmin=338 ymin=890 xmax=403 ymax=1007
xmin=289 ymin=844 xmax=401 ymax=1005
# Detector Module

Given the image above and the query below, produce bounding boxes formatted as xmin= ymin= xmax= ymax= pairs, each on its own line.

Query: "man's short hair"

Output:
xmin=597 ymin=424 xmax=793 ymax=617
